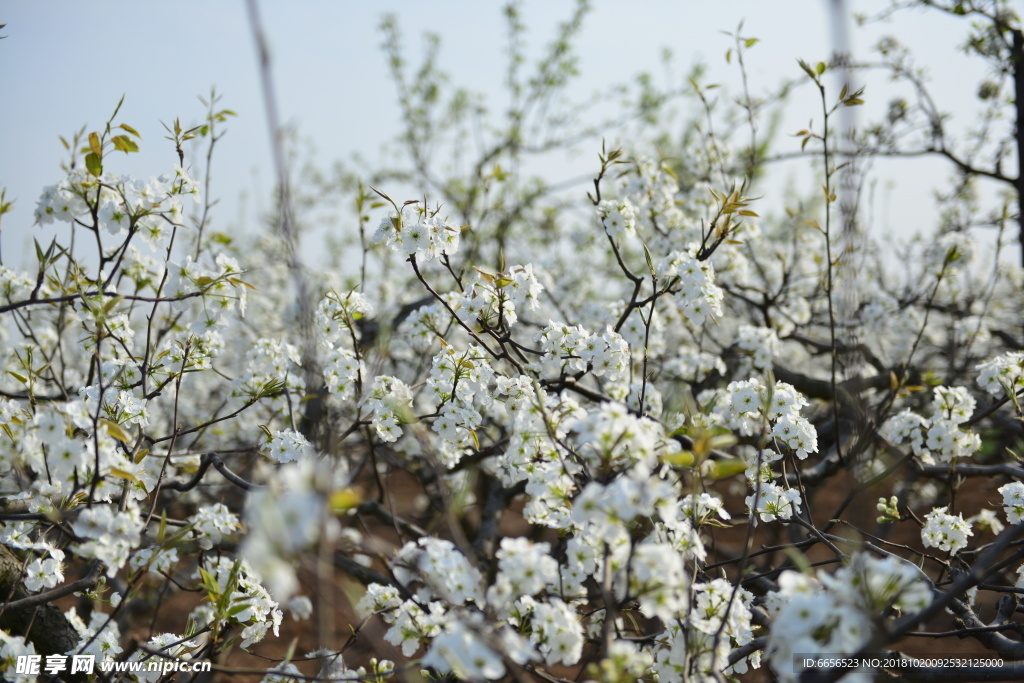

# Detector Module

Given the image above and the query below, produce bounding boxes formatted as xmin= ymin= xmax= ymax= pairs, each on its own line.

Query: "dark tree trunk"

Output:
xmin=1014 ymin=29 xmax=1024 ymax=266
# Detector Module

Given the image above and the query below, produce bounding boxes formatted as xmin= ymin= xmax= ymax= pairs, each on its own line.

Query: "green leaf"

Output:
xmin=100 ymin=419 xmax=131 ymax=443
xmin=85 ymin=152 xmax=102 ymax=177
xmin=329 ymin=487 xmax=361 ymax=512
xmin=706 ymin=458 xmax=747 ymax=480
xmin=745 ymin=37 xmax=758 ymax=48
xmin=663 ymin=450 xmax=695 ymax=468
xmin=88 ymin=132 xmax=102 ymax=157
xmin=226 ymin=602 xmax=254 ymax=618
xmin=162 ymin=524 xmax=196 ymax=550
xmin=102 ymin=296 xmax=123 ymax=314
xmin=816 ymin=61 xmax=826 ymax=75
xmin=198 ymin=567 xmax=219 ymax=596
xmin=118 ymin=123 xmax=141 ymax=137
xmin=643 ymin=243 xmax=656 ymax=277
xmin=109 ymin=467 xmax=140 ymax=484
xmin=111 ymin=135 xmax=139 ymax=153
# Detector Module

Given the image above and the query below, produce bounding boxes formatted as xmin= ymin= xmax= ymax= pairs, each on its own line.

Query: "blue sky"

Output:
xmin=0 ymin=1 xmax=999 ymax=267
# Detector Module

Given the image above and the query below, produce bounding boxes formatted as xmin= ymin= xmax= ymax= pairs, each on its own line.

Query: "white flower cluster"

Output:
xmin=362 ymin=375 xmax=413 ymax=443
xmin=265 ymin=428 xmax=315 ymax=464
xmin=663 ymin=347 xmax=726 ymax=383
xmin=421 ymin=614 xmax=525 ymax=681
xmin=241 ymin=458 xmax=341 ymax=601
xmin=491 ymin=384 xmax=581 ymax=527
xmin=128 ymin=633 xmax=198 ymax=683
xmin=24 ymin=556 xmax=64 ymax=592
xmin=717 ymin=378 xmax=818 ymax=457
xmin=324 ymin=346 xmax=363 ymax=400
xmin=161 ymin=252 xmax=248 ymax=332
xmin=597 ymin=197 xmax=638 ymax=237
xmin=527 ymin=597 xmax=585 ymax=666
xmin=72 ymin=506 xmax=143 ymax=577
xmin=998 ymin=482 xmax=1024 ymax=524
xmin=659 ymin=247 xmax=724 ymax=325
xmin=489 ymin=537 xmax=560 ymax=602
xmin=391 ymin=537 xmax=484 ymax=604
xmin=534 ymin=321 xmax=630 ymax=381
xmin=860 ymin=293 xmax=924 ymax=364
xmin=977 ymin=351 xmax=1024 ymax=397
xmin=129 ymin=545 xmax=179 ymax=575
xmin=35 ymin=166 xmax=199 ymax=245
xmin=16 ymin=95 xmax=1024 ymax=683
xmin=571 ymin=468 xmax=668 ymax=549
xmin=315 ymin=290 xmax=375 ymax=348
xmin=397 ymin=299 xmax=449 ymax=351
xmin=736 ymin=325 xmax=780 ymax=372
xmin=233 ymin=337 xmax=304 ymax=399
xmin=426 ymin=343 xmax=495 ymax=466
xmin=191 ymin=556 xmax=283 ymax=649
xmin=652 ymin=579 xmax=757 ymax=679
xmin=880 ymin=386 xmax=980 ymax=463
xmin=969 ymin=508 xmax=1005 ymax=535
xmin=373 ymin=206 xmax=461 ymax=260
xmin=0 ymin=631 xmax=36 ymax=683
xmin=747 ymin=480 xmax=802 ymax=523
xmin=66 ymin=607 xmax=123 ymax=667
xmin=681 ymin=492 xmax=731 ymax=525
xmin=921 ymin=507 xmax=973 ymax=555
xmin=188 ymin=502 xmax=240 ymax=549
xmin=570 ymin=402 xmax=677 ymax=473
xmin=351 ymin=439 xmax=760 ymax=682
xmin=317 ymin=291 xmax=374 ymax=400
xmin=767 ymin=553 xmax=931 ymax=683
xmin=456 ymin=264 xmax=544 ymax=330
xmin=700 ymin=379 xmax=815 ymax=525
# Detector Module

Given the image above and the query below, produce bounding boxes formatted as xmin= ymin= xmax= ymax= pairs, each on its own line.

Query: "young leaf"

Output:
xmin=643 ymin=243 xmax=656 ymax=277
xmin=109 ymin=467 xmax=140 ymax=484
xmin=111 ymin=135 xmax=139 ymax=154
xmin=99 ymin=419 xmax=131 ymax=443
xmin=85 ymin=152 xmax=102 ymax=177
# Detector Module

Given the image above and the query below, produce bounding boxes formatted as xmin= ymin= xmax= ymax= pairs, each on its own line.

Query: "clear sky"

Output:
xmin=0 ymin=1 xmax=1003 ymax=268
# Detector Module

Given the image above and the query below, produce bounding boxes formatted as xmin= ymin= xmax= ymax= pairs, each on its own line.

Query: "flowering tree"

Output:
xmin=3 ymin=2 xmax=1024 ymax=683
